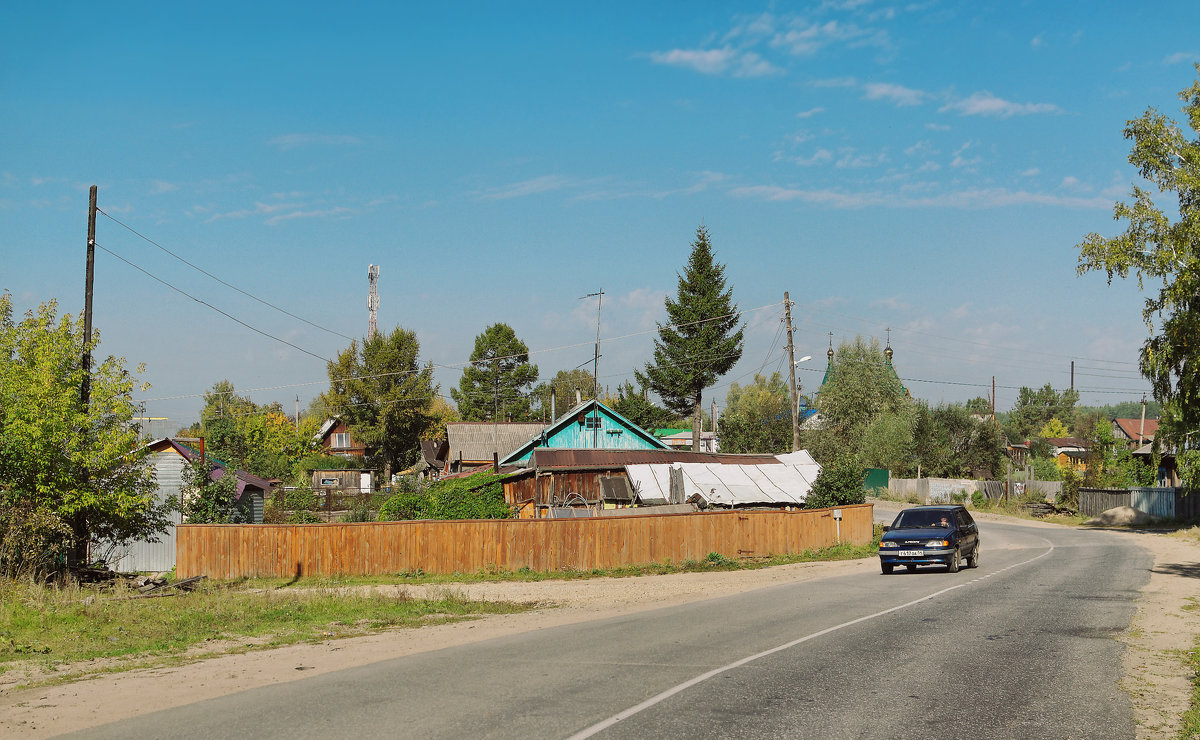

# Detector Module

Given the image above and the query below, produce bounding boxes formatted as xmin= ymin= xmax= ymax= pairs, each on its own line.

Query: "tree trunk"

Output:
xmin=693 ymin=395 xmax=702 ymax=452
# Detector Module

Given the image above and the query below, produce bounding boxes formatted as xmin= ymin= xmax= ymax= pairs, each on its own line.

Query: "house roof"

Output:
xmin=1113 ymin=418 xmax=1159 ymax=443
xmin=142 ymin=438 xmax=273 ymax=499
xmin=524 ymin=448 xmax=782 ymax=471
xmin=1046 ymin=437 xmax=1088 ymax=449
xmin=500 ymin=399 xmax=669 ymax=465
xmin=445 ymin=422 xmax=546 ymax=463
xmin=420 ymin=438 xmax=448 ymax=468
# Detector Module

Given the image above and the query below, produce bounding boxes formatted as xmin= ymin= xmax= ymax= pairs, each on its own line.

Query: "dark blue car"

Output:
xmin=879 ymin=504 xmax=980 ymax=574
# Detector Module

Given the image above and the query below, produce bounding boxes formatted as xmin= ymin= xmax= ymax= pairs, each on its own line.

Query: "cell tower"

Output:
xmin=367 ymin=264 xmax=380 ymax=338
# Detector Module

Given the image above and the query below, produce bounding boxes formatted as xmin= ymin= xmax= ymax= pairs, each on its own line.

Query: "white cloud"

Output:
xmin=924 ymin=122 xmax=951 ymax=131
xmin=150 ymin=181 xmax=178 ymax=195
xmin=1059 ymin=176 xmax=1093 ymax=192
xmin=950 ymin=141 xmax=980 ymax=169
xmin=940 ymin=92 xmax=1061 ymax=117
xmin=479 ymin=175 xmax=570 ymax=200
xmin=808 ymin=76 xmax=859 ymax=88
xmin=916 ymin=161 xmax=941 ymax=173
xmin=836 ymin=148 xmax=887 ymax=168
xmin=1030 ymin=34 xmax=1045 ymax=49
xmin=772 ymin=19 xmax=884 ymax=56
xmin=265 ymin=207 xmax=355 ymax=225
xmin=268 ymin=133 xmax=362 ymax=151
xmin=904 ymin=140 xmax=937 ymax=157
xmin=647 ymin=47 xmax=780 ymax=77
xmin=1164 ymin=51 xmax=1197 ymax=65
xmin=794 ymin=148 xmax=834 ymax=166
xmin=863 ymin=82 xmax=927 ymax=106
xmin=1021 ymin=168 xmax=1040 ymax=177
xmin=796 ymin=107 xmax=826 ymax=118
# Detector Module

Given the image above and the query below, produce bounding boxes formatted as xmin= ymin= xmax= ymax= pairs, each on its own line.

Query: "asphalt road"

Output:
xmin=76 ymin=517 xmax=1151 ymax=739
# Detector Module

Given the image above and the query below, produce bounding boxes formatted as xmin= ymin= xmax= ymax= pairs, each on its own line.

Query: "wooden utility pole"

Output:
xmin=81 ymin=185 xmax=98 ymax=409
xmin=784 ymin=292 xmax=800 ymax=452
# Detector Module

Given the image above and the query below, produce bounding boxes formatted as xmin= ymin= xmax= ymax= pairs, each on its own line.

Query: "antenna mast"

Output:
xmin=367 ymin=264 xmax=380 ymax=338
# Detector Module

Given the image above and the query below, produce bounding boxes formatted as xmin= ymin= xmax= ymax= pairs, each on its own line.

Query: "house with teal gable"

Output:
xmin=500 ymin=399 xmax=669 ymax=465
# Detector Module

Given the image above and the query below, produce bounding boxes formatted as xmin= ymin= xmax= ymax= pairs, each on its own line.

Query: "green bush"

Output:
xmin=805 ymin=456 xmax=866 ymax=509
xmin=971 ymin=491 xmax=986 ymax=508
xmin=378 ymin=472 xmax=513 ymax=521
xmin=0 ymin=500 xmax=72 ymax=579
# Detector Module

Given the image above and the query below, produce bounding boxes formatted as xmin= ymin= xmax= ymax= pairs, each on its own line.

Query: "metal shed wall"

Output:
xmin=107 ymin=450 xmax=184 ymax=572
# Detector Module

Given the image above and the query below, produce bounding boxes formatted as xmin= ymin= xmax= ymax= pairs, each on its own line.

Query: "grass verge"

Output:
xmin=0 ymin=579 xmax=529 ymax=676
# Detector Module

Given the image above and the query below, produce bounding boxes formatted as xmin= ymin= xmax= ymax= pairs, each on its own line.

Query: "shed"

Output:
xmin=106 ymin=439 xmax=271 ymax=572
xmin=444 ymin=422 xmax=546 ymax=473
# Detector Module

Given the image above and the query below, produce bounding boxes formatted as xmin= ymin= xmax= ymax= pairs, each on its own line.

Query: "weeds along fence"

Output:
xmin=175 ymin=504 xmax=874 ymax=579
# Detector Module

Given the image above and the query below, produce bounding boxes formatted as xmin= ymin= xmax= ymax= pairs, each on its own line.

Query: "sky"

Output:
xmin=3 ymin=1 xmax=1198 ymax=431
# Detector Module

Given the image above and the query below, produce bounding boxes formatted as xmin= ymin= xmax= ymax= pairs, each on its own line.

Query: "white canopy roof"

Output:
xmin=626 ymin=452 xmax=822 ymax=508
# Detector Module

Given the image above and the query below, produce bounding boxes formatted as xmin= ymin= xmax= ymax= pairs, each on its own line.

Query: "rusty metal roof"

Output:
xmin=527 ymin=448 xmax=782 ymax=470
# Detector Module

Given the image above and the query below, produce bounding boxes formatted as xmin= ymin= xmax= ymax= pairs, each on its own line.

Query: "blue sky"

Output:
xmin=3 ymin=1 xmax=1197 ymax=429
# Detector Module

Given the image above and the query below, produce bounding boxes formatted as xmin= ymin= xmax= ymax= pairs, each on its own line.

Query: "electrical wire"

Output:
xmin=98 ymin=208 xmax=355 ymax=341
xmin=95 ymin=241 xmax=331 ymax=363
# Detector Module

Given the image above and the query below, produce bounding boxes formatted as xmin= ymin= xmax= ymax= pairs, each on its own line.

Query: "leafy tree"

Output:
xmin=964 ymin=396 xmax=992 ymax=416
xmin=906 ymin=402 xmax=1004 ymax=479
xmin=857 ymin=411 xmax=914 ymax=473
xmin=1076 ymin=65 xmax=1200 ymax=475
xmin=180 ymin=380 xmax=319 ymax=482
xmin=424 ymin=397 xmax=461 ymax=442
xmin=1005 ymin=384 xmax=1080 ymax=442
xmin=806 ymin=337 xmax=913 ymax=465
xmin=1038 ymin=418 xmax=1071 ymax=440
xmin=638 ymin=225 xmax=744 ymax=450
xmin=323 ymin=326 xmax=437 ymax=480
xmin=804 ymin=455 xmax=866 ymax=509
xmin=451 ymin=323 xmax=539 ymax=422
xmin=0 ymin=294 xmax=170 ymax=569
xmin=612 ymin=380 xmax=676 ymax=432
xmin=531 ymin=368 xmax=596 ymax=421
xmin=718 ymin=373 xmax=792 ymax=454
xmin=179 ymin=456 xmax=244 ymax=524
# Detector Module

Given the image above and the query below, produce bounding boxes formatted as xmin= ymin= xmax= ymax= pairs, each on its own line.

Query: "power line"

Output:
xmin=95 ymin=241 xmax=331 ymax=363
xmin=98 ymin=209 xmax=355 ymax=341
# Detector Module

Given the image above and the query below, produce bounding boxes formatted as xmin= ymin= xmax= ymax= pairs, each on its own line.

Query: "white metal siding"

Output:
xmin=108 ymin=451 xmax=184 ymax=572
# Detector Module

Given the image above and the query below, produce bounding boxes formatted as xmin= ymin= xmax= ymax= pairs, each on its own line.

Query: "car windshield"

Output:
xmin=893 ymin=510 xmax=954 ymax=529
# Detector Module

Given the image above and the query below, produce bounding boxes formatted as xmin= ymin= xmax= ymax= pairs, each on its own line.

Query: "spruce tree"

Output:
xmin=637 ymin=225 xmax=744 ymax=450
xmin=451 ymin=323 xmax=539 ymax=421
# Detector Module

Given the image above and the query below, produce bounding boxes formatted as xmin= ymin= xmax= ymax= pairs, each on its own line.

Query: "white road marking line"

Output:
xmin=567 ymin=540 xmax=1055 ymax=739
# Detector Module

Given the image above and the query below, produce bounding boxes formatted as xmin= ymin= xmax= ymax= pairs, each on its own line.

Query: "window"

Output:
xmin=333 ymin=432 xmax=351 ymax=449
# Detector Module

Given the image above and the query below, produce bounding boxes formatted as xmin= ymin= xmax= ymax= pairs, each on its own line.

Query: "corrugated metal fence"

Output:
xmin=1079 ymin=487 xmax=1200 ymax=519
xmin=888 ymin=478 xmax=1061 ymax=503
xmin=176 ymin=504 xmax=875 ymax=579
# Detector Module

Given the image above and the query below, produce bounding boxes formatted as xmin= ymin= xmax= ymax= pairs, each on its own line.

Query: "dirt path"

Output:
xmin=2 ymin=519 xmax=1197 ymax=738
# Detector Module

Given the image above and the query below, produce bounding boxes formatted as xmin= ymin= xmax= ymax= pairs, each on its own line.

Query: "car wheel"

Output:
xmin=905 ymin=564 xmax=916 ymax=572
xmin=967 ymin=543 xmax=980 ymax=568
xmin=882 ymin=563 xmax=894 ymax=574
xmin=946 ymin=548 xmax=960 ymax=573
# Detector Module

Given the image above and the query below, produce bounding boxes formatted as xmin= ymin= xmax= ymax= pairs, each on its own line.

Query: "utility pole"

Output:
xmin=1070 ymin=361 xmax=1075 ymax=391
xmin=295 ymin=395 xmax=300 ymax=432
xmin=784 ymin=292 xmax=800 ymax=452
xmin=581 ymin=290 xmax=604 ymax=448
xmin=1140 ymin=393 xmax=1147 ymax=446
xmin=81 ymin=185 xmax=97 ymax=409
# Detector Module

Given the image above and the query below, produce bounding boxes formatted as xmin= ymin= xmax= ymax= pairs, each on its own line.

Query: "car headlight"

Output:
xmin=879 ymin=541 xmax=898 ymax=549
xmin=924 ymin=539 xmax=949 ymax=548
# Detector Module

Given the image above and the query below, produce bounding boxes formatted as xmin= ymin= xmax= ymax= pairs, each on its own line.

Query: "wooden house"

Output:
xmin=443 ymin=422 xmax=546 ymax=473
xmin=315 ymin=418 xmax=367 ymax=459
xmin=1112 ymin=418 xmax=1158 ymax=450
xmin=500 ymin=399 xmax=669 ymax=466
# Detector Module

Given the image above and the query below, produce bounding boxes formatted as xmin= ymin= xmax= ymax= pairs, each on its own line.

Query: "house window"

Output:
xmin=333 ymin=432 xmax=351 ymax=449
xmin=584 ymin=416 xmax=602 ymax=430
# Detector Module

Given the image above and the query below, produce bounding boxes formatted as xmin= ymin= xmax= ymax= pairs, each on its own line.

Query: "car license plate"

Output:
xmin=896 ymin=549 xmax=923 ymax=557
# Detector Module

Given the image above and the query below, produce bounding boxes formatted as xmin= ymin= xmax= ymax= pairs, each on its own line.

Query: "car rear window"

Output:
xmin=892 ymin=510 xmax=955 ymax=529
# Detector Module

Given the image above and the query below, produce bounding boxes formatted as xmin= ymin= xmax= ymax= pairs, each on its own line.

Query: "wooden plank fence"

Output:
xmin=176 ymin=504 xmax=875 ymax=579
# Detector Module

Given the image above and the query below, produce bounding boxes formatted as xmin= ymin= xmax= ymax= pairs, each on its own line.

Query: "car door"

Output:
xmin=955 ymin=509 xmax=977 ymax=556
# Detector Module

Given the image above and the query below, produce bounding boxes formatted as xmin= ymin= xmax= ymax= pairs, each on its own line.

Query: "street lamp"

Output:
xmin=791 ymin=355 xmax=813 ymax=452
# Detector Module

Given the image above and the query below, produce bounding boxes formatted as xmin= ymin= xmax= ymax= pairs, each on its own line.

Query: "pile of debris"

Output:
xmin=1022 ymin=500 xmax=1074 ymax=518
xmin=69 ymin=565 xmax=206 ymax=594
